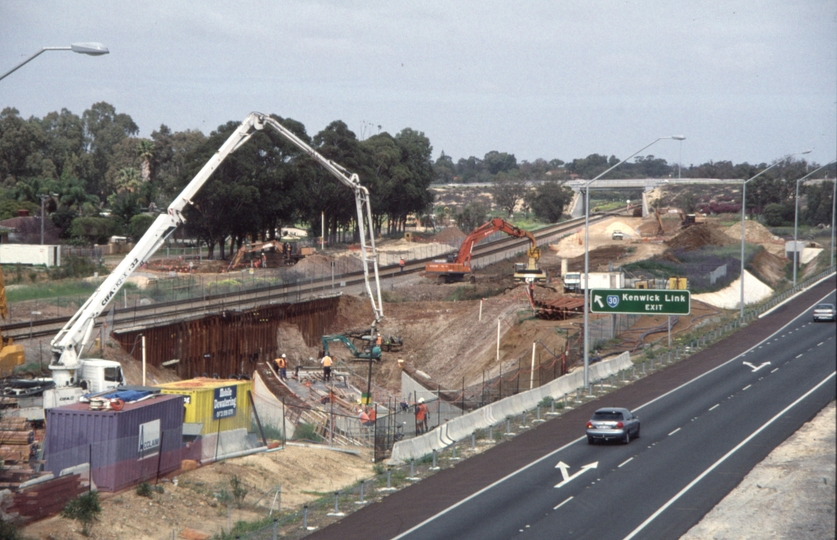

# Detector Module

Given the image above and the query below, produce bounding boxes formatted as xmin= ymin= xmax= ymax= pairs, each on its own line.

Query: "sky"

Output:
xmin=2 ymin=1 xmax=836 ymax=169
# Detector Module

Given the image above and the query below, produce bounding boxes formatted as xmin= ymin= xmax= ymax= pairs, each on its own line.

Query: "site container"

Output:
xmin=44 ymin=393 xmax=184 ymax=492
xmin=157 ymin=378 xmax=252 ymax=436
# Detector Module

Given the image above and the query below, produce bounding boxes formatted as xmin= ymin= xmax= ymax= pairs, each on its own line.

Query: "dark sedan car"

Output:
xmin=586 ymin=407 xmax=640 ymax=444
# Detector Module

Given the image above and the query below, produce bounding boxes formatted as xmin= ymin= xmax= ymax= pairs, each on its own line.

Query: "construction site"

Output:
xmin=2 ymin=200 xmax=834 ymax=539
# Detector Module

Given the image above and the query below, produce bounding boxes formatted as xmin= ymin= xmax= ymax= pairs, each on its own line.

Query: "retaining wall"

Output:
xmin=389 ymin=352 xmax=631 ymax=464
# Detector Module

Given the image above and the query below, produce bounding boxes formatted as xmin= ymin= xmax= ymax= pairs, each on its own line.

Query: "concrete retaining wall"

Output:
xmin=389 ymin=352 xmax=632 ymax=464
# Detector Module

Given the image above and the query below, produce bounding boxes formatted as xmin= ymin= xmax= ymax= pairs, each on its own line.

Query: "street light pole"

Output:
xmin=582 ymin=135 xmax=685 ymax=389
xmin=739 ymin=151 xmax=810 ymax=319
xmin=793 ymin=160 xmax=836 ymax=286
xmin=0 ymin=43 xmax=109 ymax=82
xmin=39 ymin=194 xmax=49 ymax=245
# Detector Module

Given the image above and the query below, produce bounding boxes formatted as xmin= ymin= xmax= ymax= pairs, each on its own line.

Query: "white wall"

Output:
xmin=0 ymin=244 xmax=61 ymax=267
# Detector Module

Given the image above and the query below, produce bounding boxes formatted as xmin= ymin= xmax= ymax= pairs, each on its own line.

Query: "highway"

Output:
xmin=309 ymin=280 xmax=836 ymax=540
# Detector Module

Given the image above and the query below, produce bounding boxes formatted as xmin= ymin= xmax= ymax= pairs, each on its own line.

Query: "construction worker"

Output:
xmin=375 ymin=333 xmax=383 ymax=348
xmin=415 ymin=397 xmax=428 ymax=434
xmin=367 ymin=405 xmax=377 ymax=425
xmin=276 ymin=354 xmax=287 ymax=381
xmin=399 ymin=258 xmax=405 ymax=273
xmin=321 ymin=354 xmax=333 ymax=382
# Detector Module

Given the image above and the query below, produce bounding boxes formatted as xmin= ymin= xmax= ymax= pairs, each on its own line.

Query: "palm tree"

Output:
xmin=137 ymin=139 xmax=154 ymax=183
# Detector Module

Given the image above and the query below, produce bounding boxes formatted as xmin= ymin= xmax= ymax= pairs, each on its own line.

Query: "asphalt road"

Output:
xmin=308 ymin=278 xmax=836 ymax=540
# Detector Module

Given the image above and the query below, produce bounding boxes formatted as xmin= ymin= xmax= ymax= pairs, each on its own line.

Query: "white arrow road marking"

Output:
xmin=742 ymin=361 xmax=771 ymax=372
xmin=594 ymin=295 xmax=604 ymax=308
xmin=554 ymin=461 xmax=598 ymax=488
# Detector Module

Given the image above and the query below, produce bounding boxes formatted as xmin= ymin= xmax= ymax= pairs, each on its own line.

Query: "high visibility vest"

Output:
xmin=322 ymin=356 xmax=332 ymax=367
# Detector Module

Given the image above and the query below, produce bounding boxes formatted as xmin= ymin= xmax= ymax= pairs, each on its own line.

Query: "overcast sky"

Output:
xmin=2 ymin=1 xmax=835 ymax=169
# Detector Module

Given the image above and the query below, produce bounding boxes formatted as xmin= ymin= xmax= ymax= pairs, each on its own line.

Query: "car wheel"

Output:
xmin=587 ymin=436 xmax=595 ymax=445
xmin=624 ymin=431 xmax=631 ymax=444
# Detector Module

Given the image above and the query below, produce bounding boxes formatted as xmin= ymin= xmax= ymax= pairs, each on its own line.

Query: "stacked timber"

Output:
xmin=0 ymin=418 xmax=34 ymax=465
xmin=9 ymin=473 xmax=88 ymax=522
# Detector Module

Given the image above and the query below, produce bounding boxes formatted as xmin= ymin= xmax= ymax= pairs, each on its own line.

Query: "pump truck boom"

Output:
xmin=11 ymin=112 xmax=384 ymax=419
xmin=425 ymin=218 xmax=547 ymax=284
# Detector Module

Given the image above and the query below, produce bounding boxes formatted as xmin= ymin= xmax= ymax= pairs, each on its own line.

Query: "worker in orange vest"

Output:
xmin=275 ymin=354 xmax=287 ymax=381
xmin=321 ymin=354 xmax=333 ymax=382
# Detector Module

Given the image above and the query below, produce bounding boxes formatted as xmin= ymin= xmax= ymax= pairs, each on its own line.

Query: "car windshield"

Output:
xmin=816 ymin=304 xmax=834 ymax=309
xmin=592 ymin=411 xmax=623 ymax=420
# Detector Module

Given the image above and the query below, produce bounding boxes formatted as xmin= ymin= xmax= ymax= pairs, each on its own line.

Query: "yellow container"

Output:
xmin=158 ymin=378 xmax=252 ymax=435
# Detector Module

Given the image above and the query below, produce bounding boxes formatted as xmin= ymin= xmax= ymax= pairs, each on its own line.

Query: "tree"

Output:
xmin=432 ymin=152 xmax=455 ymax=183
xmin=70 ymin=216 xmax=120 ymax=245
xmin=61 ymin=490 xmax=102 ymax=536
xmin=803 ymin=181 xmax=835 ymax=226
xmin=455 ymin=201 xmax=489 ymax=233
xmin=81 ymin=102 xmax=139 ymax=197
xmin=483 ymin=150 xmax=518 ymax=175
xmin=490 ymin=172 xmax=527 ymax=217
xmin=128 ymin=213 xmax=155 ymax=241
xmin=526 ymin=181 xmax=574 ymax=222
xmin=137 ymin=139 xmax=154 ymax=183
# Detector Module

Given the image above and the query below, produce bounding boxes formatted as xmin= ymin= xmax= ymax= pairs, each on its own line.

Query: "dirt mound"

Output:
xmin=428 ymin=226 xmax=466 ymax=244
xmin=724 ymin=220 xmax=778 ymax=243
xmin=564 ymin=245 xmax=631 ymax=272
xmin=751 ymin=248 xmax=787 ymax=287
xmin=665 ymin=224 xmax=736 ymax=251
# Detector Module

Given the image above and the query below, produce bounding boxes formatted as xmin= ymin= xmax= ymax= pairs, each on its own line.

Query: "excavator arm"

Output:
xmin=425 ymin=218 xmax=545 ymax=284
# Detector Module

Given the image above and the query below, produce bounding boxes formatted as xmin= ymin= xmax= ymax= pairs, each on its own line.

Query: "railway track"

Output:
xmin=3 ymin=213 xmax=615 ymax=342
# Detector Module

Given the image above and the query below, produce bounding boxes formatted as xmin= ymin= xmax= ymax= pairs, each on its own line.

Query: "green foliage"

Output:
xmin=490 ymin=172 xmax=527 ymax=217
xmin=0 ymin=519 xmax=23 ymax=540
xmin=445 ymin=285 xmax=506 ymax=302
xmin=61 ymin=490 xmax=102 ymax=536
xmin=526 ymin=181 xmax=574 ymax=222
xmin=128 ymin=213 xmax=155 ymax=241
xmin=292 ymin=422 xmax=323 ymax=442
xmin=455 ymin=201 xmax=489 ymax=233
xmin=47 ymin=254 xmax=99 ymax=280
xmin=230 ymin=475 xmax=248 ymax=508
xmin=70 ymin=216 xmax=121 ymax=245
xmin=136 ymin=482 xmax=153 ymax=498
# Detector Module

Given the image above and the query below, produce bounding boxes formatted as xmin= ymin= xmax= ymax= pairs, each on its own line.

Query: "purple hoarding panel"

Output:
xmin=45 ymin=394 xmax=184 ymax=492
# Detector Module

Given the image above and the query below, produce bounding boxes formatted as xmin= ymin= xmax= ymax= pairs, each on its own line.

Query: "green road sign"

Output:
xmin=590 ymin=289 xmax=691 ymax=315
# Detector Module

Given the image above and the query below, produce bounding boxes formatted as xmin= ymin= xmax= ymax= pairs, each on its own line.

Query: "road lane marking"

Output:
xmin=553 ymin=496 xmax=573 ymax=510
xmin=771 ymin=368 xmax=779 ymax=373
xmin=796 ymin=354 xmax=803 ymax=358
xmin=392 ymin=292 xmax=837 ymax=540
xmin=668 ymin=428 xmax=681 ymax=436
xmin=623 ymin=371 xmax=836 ymax=540
xmin=618 ymin=457 xmax=633 ymax=468
xmin=742 ymin=384 xmax=752 ymax=391
xmin=709 ymin=404 xmax=719 ymax=411
xmin=554 ymin=461 xmax=598 ymax=488
xmin=818 ymin=342 xmax=824 ymax=346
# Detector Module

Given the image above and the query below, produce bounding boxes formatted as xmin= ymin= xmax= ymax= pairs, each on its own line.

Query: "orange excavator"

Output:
xmin=425 ymin=218 xmax=547 ymax=285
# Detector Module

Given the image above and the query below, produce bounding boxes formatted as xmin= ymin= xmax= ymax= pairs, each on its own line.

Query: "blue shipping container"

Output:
xmin=44 ymin=393 xmax=184 ymax=492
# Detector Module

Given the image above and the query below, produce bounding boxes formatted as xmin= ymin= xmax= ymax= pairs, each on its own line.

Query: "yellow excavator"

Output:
xmin=0 ymin=267 xmax=26 ymax=377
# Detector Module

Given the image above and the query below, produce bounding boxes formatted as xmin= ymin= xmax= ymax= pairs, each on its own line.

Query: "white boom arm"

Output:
xmin=50 ymin=112 xmax=384 ymax=374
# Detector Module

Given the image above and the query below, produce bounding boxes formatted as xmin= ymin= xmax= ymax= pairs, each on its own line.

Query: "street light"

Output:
xmin=582 ymin=135 xmax=685 ymax=389
xmin=793 ymin=160 xmax=837 ymax=286
xmin=0 ymin=42 xmax=109 ymax=82
xmin=738 ymin=151 xmax=810 ymax=319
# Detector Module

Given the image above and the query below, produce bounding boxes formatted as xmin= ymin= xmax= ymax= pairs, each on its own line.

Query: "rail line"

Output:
xmin=3 ymin=213 xmax=615 ymax=342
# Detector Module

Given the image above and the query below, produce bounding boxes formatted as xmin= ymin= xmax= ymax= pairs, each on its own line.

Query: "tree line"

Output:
xmin=0 ymin=102 xmax=834 ymax=256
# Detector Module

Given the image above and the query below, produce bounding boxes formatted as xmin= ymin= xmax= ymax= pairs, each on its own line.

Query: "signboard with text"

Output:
xmin=590 ymin=289 xmax=690 ymax=315
xmin=213 ymin=385 xmax=237 ymax=419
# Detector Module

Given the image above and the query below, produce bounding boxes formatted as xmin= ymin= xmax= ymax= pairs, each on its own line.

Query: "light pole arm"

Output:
xmin=1 ymin=43 xmax=108 ymax=83
xmin=585 ymin=136 xmax=685 ymax=188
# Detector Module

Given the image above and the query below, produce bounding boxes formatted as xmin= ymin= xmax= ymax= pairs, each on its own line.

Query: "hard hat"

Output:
xmin=419 ymin=397 xmax=425 ymax=403
xmin=281 ymin=354 xmax=286 ymax=358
